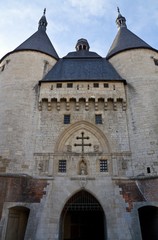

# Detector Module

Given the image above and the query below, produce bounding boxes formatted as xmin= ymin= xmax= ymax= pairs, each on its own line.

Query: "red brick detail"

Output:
xmin=0 ymin=176 xmax=48 ymax=219
xmin=115 ymin=180 xmax=145 ymax=212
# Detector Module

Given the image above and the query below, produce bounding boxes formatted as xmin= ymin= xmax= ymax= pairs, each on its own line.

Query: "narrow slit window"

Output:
xmin=147 ymin=167 xmax=151 ymax=173
xmin=100 ymin=160 xmax=108 ymax=172
xmin=58 ymin=160 xmax=67 ymax=172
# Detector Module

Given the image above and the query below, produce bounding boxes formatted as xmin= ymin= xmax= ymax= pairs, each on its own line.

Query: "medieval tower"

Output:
xmin=0 ymin=8 xmax=158 ymax=240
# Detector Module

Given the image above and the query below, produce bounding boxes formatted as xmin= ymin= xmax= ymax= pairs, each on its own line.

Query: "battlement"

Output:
xmin=39 ymin=81 xmax=127 ymax=111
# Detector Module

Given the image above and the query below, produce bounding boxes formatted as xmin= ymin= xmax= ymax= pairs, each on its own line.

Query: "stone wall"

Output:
xmin=109 ymin=49 xmax=158 ymax=177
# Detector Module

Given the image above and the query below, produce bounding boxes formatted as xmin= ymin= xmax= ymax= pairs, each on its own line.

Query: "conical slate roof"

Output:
xmin=106 ymin=9 xmax=153 ymax=59
xmin=41 ymin=39 xmax=124 ymax=82
xmin=14 ymin=9 xmax=59 ymax=59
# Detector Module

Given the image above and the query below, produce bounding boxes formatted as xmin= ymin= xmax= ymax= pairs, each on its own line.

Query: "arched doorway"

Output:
xmin=138 ymin=206 xmax=158 ymax=240
xmin=5 ymin=206 xmax=30 ymax=240
xmin=60 ymin=190 xmax=106 ymax=240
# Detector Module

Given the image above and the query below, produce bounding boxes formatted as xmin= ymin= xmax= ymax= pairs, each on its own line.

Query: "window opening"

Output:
xmin=104 ymin=83 xmax=109 ymax=88
xmin=100 ymin=160 xmax=108 ymax=172
xmin=83 ymin=45 xmax=86 ymax=50
xmin=95 ymin=114 xmax=102 ymax=124
xmin=58 ymin=160 xmax=67 ymax=173
xmin=64 ymin=114 xmax=70 ymax=124
xmin=93 ymin=83 xmax=99 ymax=88
xmin=147 ymin=167 xmax=151 ymax=173
xmin=67 ymin=83 xmax=73 ymax=88
xmin=57 ymin=83 xmax=62 ymax=88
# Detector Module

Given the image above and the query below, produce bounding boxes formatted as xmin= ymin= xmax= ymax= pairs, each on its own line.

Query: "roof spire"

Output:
xmin=117 ymin=6 xmax=120 ymax=14
xmin=38 ymin=8 xmax=48 ymax=31
xmin=116 ymin=7 xmax=127 ymax=28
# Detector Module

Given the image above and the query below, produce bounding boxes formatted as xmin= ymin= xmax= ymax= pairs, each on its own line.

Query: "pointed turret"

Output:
xmin=116 ymin=7 xmax=127 ymax=28
xmin=106 ymin=8 xmax=153 ymax=59
xmin=13 ymin=9 xmax=59 ymax=59
xmin=38 ymin=8 xmax=48 ymax=31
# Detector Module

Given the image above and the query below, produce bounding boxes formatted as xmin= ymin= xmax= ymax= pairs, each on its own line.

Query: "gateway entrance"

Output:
xmin=138 ymin=206 xmax=158 ymax=240
xmin=60 ymin=190 xmax=106 ymax=240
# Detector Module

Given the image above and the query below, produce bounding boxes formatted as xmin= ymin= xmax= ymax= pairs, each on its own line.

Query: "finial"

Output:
xmin=116 ymin=7 xmax=127 ymax=28
xmin=117 ymin=7 xmax=120 ymax=14
xmin=38 ymin=9 xmax=48 ymax=31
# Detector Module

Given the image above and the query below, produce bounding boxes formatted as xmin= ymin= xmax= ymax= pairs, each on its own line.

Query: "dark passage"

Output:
xmin=138 ymin=206 xmax=158 ymax=240
xmin=61 ymin=190 xmax=106 ymax=240
xmin=64 ymin=210 xmax=104 ymax=240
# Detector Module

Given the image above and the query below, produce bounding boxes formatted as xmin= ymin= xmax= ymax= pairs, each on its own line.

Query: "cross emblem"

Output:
xmin=74 ymin=132 xmax=91 ymax=155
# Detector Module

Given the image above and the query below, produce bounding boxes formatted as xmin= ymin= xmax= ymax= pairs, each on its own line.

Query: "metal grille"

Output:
xmin=100 ymin=160 xmax=108 ymax=172
xmin=64 ymin=114 xmax=70 ymax=124
xmin=95 ymin=114 xmax=102 ymax=124
xmin=58 ymin=160 xmax=66 ymax=172
xmin=65 ymin=190 xmax=102 ymax=211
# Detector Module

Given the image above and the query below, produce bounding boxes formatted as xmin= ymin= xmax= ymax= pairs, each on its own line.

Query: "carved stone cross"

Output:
xmin=74 ymin=132 xmax=91 ymax=155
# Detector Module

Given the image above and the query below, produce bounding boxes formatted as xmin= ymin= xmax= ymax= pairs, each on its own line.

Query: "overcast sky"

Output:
xmin=1 ymin=0 xmax=158 ymax=58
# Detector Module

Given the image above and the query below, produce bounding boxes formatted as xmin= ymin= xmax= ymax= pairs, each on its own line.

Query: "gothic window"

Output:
xmin=58 ymin=160 xmax=67 ymax=172
xmin=95 ymin=114 xmax=102 ymax=124
xmin=64 ymin=114 xmax=70 ymax=124
xmin=100 ymin=160 xmax=108 ymax=172
xmin=56 ymin=83 xmax=62 ymax=88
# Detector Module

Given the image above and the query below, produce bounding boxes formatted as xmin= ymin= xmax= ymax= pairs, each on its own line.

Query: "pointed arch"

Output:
xmin=55 ymin=120 xmax=111 ymax=153
xmin=59 ymin=190 xmax=107 ymax=240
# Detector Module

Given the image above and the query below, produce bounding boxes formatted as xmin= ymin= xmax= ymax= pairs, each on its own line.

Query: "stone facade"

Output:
xmin=0 ymin=11 xmax=158 ymax=240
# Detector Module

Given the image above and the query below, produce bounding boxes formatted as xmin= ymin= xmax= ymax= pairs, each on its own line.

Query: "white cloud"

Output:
xmin=0 ymin=0 xmax=158 ymax=58
xmin=67 ymin=0 xmax=112 ymax=16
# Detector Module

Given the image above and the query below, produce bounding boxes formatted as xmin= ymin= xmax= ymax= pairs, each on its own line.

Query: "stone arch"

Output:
xmin=5 ymin=206 xmax=30 ymax=240
xmin=138 ymin=205 xmax=158 ymax=240
xmin=55 ymin=120 xmax=111 ymax=153
xmin=59 ymin=189 xmax=107 ymax=240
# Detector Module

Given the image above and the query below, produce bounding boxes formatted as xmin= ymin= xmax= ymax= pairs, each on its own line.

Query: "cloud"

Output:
xmin=1 ymin=0 xmax=158 ymax=58
xmin=67 ymin=0 xmax=106 ymax=16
